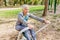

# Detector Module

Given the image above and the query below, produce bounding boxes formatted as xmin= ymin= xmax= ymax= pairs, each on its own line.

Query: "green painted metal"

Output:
xmin=48 ymin=0 xmax=50 ymax=10
xmin=48 ymin=0 xmax=53 ymax=10
xmin=54 ymin=0 xmax=57 ymax=13
xmin=50 ymin=0 xmax=53 ymax=8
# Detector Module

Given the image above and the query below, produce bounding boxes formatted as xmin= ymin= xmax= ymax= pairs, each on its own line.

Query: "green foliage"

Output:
xmin=0 ymin=9 xmax=20 ymax=18
xmin=30 ymin=5 xmax=44 ymax=12
xmin=0 ymin=0 xmax=60 ymax=7
xmin=0 ymin=6 xmax=44 ymax=18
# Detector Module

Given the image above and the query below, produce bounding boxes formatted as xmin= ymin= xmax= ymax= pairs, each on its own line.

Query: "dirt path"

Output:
xmin=0 ymin=8 xmax=20 ymax=11
xmin=0 ymin=17 xmax=60 ymax=40
xmin=0 ymin=22 xmax=19 ymax=40
xmin=56 ymin=5 xmax=60 ymax=14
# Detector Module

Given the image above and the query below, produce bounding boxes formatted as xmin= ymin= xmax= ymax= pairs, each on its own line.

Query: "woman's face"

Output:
xmin=23 ymin=7 xmax=29 ymax=15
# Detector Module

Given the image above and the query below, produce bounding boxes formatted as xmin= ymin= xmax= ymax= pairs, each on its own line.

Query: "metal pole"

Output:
xmin=17 ymin=27 xmax=29 ymax=40
xmin=35 ymin=24 xmax=50 ymax=34
xmin=17 ymin=23 xmax=50 ymax=40
xmin=54 ymin=0 xmax=57 ymax=13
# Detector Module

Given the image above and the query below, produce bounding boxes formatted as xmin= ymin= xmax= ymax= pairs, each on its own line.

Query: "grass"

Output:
xmin=0 ymin=9 xmax=20 ymax=18
xmin=0 ymin=5 xmax=44 ymax=18
xmin=30 ymin=5 xmax=44 ymax=12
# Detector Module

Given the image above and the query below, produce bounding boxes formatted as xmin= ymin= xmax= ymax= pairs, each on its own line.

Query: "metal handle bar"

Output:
xmin=17 ymin=23 xmax=50 ymax=40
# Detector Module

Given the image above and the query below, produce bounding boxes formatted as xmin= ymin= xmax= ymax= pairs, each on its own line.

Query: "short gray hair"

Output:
xmin=21 ymin=4 xmax=29 ymax=9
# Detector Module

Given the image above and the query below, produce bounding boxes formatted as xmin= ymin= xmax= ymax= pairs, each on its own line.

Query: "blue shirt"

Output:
xmin=23 ymin=15 xmax=29 ymax=21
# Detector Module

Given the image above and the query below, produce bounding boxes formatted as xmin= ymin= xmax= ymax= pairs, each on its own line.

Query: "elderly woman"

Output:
xmin=15 ymin=5 xmax=50 ymax=40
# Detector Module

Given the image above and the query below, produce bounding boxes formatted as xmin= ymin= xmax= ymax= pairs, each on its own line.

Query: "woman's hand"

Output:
xmin=27 ymin=24 xmax=34 ymax=29
xmin=44 ymin=20 xmax=51 ymax=24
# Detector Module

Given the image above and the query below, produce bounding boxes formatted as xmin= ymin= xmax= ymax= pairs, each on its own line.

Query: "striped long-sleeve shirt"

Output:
xmin=16 ymin=12 xmax=45 ymax=27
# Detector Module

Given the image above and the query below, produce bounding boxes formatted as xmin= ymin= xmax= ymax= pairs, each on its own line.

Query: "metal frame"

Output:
xmin=17 ymin=23 xmax=50 ymax=40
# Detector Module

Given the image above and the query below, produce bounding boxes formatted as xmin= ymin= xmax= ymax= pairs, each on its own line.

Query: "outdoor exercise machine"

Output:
xmin=17 ymin=22 xmax=51 ymax=40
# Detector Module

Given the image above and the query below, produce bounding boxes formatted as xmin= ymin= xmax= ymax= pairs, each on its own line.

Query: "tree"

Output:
xmin=0 ymin=0 xmax=3 ymax=6
xmin=13 ymin=0 xmax=18 ymax=6
xmin=4 ymin=0 xmax=7 ymax=6
xmin=42 ymin=0 xmax=48 ymax=17
xmin=41 ymin=0 xmax=45 ymax=5
xmin=0 ymin=0 xmax=2 ymax=6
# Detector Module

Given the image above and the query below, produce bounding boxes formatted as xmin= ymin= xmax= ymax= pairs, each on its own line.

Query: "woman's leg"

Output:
xmin=15 ymin=25 xmax=22 ymax=31
xmin=15 ymin=25 xmax=31 ymax=40
xmin=15 ymin=25 xmax=27 ymax=31
xmin=22 ymin=30 xmax=31 ymax=40
xmin=29 ymin=29 xmax=36 ymax=40
xmin=27 ymin=24 xmax=36 ymax=40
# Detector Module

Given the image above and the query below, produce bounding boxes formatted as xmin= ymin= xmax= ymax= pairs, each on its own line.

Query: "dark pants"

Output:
xmin=15 ymin=25 xmax=36 ymax=40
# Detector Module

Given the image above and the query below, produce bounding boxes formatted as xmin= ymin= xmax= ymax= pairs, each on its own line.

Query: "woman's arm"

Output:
xmin=18 ymin=13 xmax=28 ymax=26
xmin=29 ymin=14 xmax=50 ymax=24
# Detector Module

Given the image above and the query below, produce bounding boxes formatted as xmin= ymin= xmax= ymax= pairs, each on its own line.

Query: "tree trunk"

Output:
xmin=42 ymin=0 xmax=48 ymax=17
xmin=41 ymin=0 xmax=45 ymax=5
xmin=9 ymin=0 xmax=14 ymax=6
xmin=0 ymin=0 xmax=3 ymax=6
xmin=4 ymin=0 xmax=7 ymax=6
xmin=13 ymin=0 xmax=18 ymax=6
xmin=32 ymin=0 xmax=35 ymax=5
